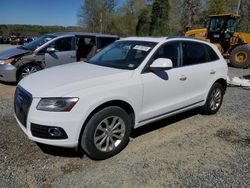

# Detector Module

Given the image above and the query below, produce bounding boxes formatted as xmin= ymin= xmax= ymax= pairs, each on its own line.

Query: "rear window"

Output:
xmin=182 ymin=41 xmax=219 ymax=66
xmin=206 ymin=44 xmax=220 ymax=61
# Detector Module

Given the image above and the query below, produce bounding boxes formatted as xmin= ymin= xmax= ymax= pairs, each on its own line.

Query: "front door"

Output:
xmin=45 ymin=36 xmax=76 ymax=67
xmin=140 ymin=41 xmax=189 ymax=122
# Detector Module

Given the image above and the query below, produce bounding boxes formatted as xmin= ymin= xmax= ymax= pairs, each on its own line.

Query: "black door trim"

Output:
xmin=139 ymin=100 xmax=204 ymax=123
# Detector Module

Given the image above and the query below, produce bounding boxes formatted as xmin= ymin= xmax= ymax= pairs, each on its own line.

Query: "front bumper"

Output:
xmin=0 ymin=64 xmax=17 ymax=82
xmin=15 ymin=97 xmax=83 ymax=148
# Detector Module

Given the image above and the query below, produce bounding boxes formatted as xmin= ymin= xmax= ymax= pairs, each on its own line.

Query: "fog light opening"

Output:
xmin=48 ymin=128 xmax=62 ymax=137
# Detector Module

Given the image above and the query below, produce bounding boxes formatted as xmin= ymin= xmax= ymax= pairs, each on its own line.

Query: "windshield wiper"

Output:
xmin=18 ymin=45 xmax=33 ymax=51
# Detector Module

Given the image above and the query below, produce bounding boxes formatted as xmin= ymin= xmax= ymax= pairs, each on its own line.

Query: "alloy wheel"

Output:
xmin=94 ymin=116 xmax=126 ymax=152
xmin=209 ymin=88 xmax=222 ymax=111
xmin=21 ymin=66 xmax=39 ymax=78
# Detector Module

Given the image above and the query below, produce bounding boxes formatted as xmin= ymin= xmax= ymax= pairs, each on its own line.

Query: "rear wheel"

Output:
xmin=201 ymin=83 xmax=224 ymax=115
xmin=18 ymin=64 xmax=41 ymax=81
xmin=81 ymin=106 xmax=131 ymax=160
xmin=230 ymin=45 xmax=250 ymax=68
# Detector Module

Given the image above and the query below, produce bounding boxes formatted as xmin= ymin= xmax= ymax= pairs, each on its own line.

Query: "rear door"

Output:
xmin=45 ymin=36 xmax=76 ymax=67
xmin=179 ymin=41 xmax=221 ymax=104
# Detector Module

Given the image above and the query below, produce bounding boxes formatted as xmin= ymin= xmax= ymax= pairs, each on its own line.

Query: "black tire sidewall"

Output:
xmin=203 ymin=83 xmax=224 ymax=114
xmin=81 ymin=106 xmax=131 ymax=160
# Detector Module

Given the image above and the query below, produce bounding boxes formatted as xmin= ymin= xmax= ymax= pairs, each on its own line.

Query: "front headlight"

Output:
xmin=37 ymin=98 xmax=79 ymax=112
xmin=0 ymin=58 xmax=14 ymax=65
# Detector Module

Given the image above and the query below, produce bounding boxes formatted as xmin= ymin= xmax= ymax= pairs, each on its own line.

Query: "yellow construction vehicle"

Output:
xmin=185 ymin=14 xmax=250 ymax=68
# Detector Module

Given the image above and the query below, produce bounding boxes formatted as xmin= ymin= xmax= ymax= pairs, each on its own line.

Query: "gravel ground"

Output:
xmin=0 ymin=44 xmax=249 ymax=187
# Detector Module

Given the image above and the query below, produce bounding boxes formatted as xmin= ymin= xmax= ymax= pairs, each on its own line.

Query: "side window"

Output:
xmin=182 ymin=41 xmax=209 ymax=66
xmin=227 ymin=19 xmax=237 ymax=33
xmin=152 ymin=42 xmax=181 ymax=67
xmin=98 ymin=37 xmax=117 ymax=49
xmin=49 ymin=37 xmax=74 ymax=52
xmin=205 ymin=44 xmax=219 ymax=61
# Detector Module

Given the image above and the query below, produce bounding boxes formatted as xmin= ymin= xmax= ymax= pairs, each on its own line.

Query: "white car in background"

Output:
xmin=14 ymin=37 xmax=228 ymax=160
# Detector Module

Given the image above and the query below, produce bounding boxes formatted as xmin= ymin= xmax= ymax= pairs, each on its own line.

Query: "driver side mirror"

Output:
xmin=150 ymin=58 xmax=173 ymax=71
xmin=46 ymin=47 xmax=56 ymax=53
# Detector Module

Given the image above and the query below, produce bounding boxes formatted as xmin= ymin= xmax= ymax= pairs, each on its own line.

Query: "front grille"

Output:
xmin=14 ymin=86 xmax=33 ymax=127
xmin=31 ymin=123 xmax=68 ymax=139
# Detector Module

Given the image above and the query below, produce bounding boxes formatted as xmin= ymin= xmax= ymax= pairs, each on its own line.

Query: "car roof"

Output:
xmin=121 ymin=37 xmax=167 ymax=43
xmin=120 ymin=36 xmax=209 ymax=44
xmin=47 ymin=32 xmax=119 ymax=38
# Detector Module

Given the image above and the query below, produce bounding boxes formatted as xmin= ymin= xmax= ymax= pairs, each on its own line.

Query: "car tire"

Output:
xmin=18 ymin=64 xmax=41 ymax=81
xmin=201 ymin=82 xmax=224 ymax=115
xmin=81 ymin=106 xmax=131 ymax=160
xmin=230 ymin=45 xmax=250 ymax=68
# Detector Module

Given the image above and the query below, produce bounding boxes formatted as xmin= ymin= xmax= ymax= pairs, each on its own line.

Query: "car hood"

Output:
xmin=0 ymin=47 xmax=30 ymax=60
xmin=19 ymin=62 xmax=134 ymax=97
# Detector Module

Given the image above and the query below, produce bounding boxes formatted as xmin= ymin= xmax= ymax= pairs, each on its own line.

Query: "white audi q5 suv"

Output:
xmin=14 ymin=37 xmax=228 ymax=159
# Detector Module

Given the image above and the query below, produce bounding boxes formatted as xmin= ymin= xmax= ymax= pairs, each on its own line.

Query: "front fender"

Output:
xmin=70 ymin=82 xmax=142 ymax=140
xmin=14 ymin=54 xmax=45 ymax=69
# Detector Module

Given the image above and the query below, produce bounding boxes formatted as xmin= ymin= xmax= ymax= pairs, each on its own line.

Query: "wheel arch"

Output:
xmin=214 ymin=78 xmax=227 ymax=93
xmin=78 ymin=100 xmax=136 ymax=146
xmin=16 ymin=61 xmax=44 ymax=81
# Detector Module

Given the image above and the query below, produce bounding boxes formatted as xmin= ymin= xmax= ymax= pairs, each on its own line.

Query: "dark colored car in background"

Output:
xmin=0 ymin=36 xmax=10 ymax=44
xmin=10 ymin=33 xmax=24 ymax=45
xmin=0 ymin=32 xmax=119 ymax=82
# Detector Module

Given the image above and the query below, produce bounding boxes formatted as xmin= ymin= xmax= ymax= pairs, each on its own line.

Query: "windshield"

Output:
xmin=209 ymin=17 xmax=226 ymax=32
xmin=87 ymin=40 xmax=157 ymax=70
xmin=21 ymin=35 xmax=56 ymax=51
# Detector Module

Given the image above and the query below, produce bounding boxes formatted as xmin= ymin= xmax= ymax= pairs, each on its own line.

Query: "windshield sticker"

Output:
xmin=128 ymin=64 xmax=135 ymax=68
xmin=45 ymin=37 xmax=52 ymax=42
xmin=133 ymin=45 xmax=151 ymax=51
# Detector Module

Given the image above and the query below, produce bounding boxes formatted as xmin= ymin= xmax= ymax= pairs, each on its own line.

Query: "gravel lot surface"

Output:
xmin=0 ymin=44 xmax=249 ymax=187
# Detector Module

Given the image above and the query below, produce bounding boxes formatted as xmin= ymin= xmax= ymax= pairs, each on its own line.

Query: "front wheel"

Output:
xmin=18 ymin=64 xmax=41 ymax=81
xmin=201 ymin=83 xmax=224 ymax=115
xmin=81 ymin=106 xmax=131 ymax=160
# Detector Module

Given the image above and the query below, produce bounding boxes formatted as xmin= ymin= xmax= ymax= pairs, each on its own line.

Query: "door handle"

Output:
xmin=69 ymin=55 xmax=76 ymax=58
xmin=179 ymin=76 xmax=187 ymax=81
xmin=210 ymin=70 xmax=216 ymax=74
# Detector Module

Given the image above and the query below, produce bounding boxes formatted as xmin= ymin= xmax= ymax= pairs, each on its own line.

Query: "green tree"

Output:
xmin=78 ymin=0 xmax=116 ymax=33
xmin=113 ymin=0 xmax=148 ymax=36
xmin=238 ymin=0 xmax=250 ymax=32
xmin=149 ymin=0 xmax=170 ymax=36
xmin=0 ymin=25 xmax=83 ymax=37
xmin=206 ymin=0 xmax=231 ymax=14
xmin=136 ymin=6 xmax=151 ymax=36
